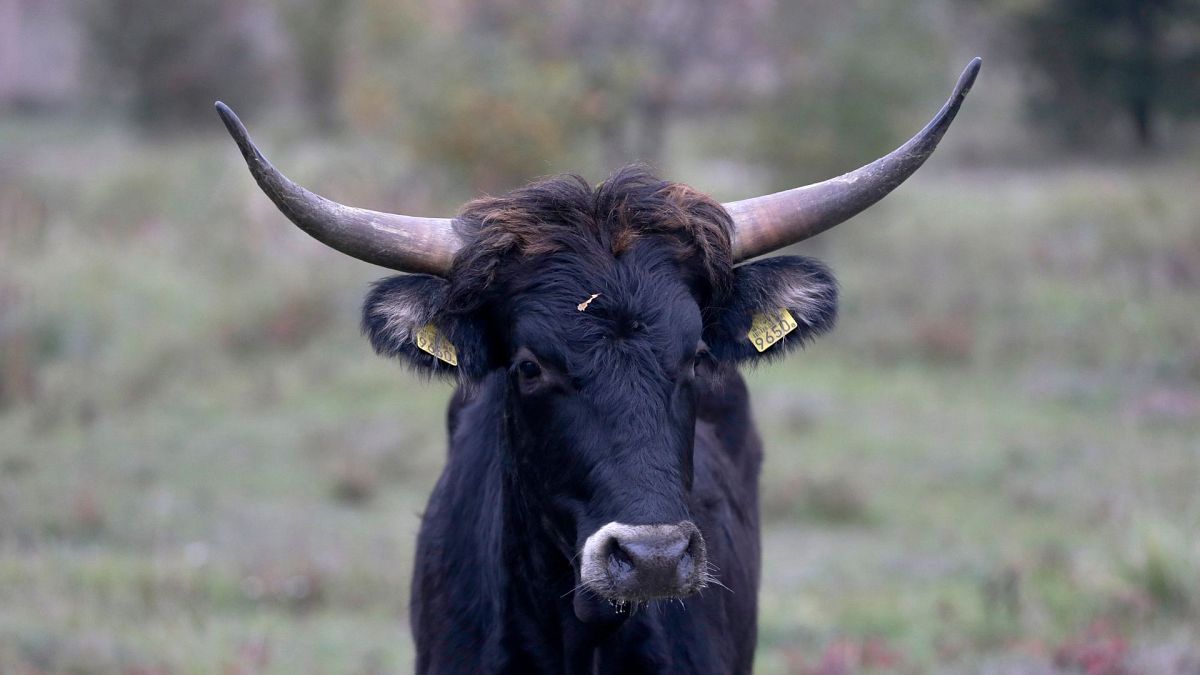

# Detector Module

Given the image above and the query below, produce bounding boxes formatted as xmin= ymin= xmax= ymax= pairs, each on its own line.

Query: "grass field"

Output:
xmin=1 ymin=119 xmax=1197 ymax=673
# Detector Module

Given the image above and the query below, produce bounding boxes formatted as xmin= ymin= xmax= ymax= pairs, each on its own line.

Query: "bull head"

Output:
xmin=216 ymin=58 xmax=981 ymax=274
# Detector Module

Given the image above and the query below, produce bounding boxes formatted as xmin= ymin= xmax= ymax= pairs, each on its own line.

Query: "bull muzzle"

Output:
xmin=580 ymin=521 xmax=707 ymax=603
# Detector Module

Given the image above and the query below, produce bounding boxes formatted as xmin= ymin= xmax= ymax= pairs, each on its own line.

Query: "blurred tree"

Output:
xmin=343 ymin=0 xmax=586 ymax=194
xmin=525 ymin=0 xmax=774 ymax=170
xmin=405 ymin=43 xmax=589 ymax=194
xmin=1006 ymin=0 xmax=1200 ymax=149
xmin=749 ymin=0 xmax=949 ymax=189
xmin=480 ymin=0 xmax=772 ymax=170
xmin=80 ymin=0 xmax=273 ymax=130
xmin=277 ymin=0 xmax=348 ymax=131
xmin=345 ymin=0 xmax=772 ymax=192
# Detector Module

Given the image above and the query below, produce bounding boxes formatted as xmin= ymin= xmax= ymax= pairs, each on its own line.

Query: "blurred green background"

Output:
xmin=1 ymin=1 xmax=1198 ymax=673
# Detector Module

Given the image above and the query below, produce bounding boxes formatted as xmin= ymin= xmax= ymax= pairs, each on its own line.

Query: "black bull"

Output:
xmin=366 ymin=170 xmax=835 ymax=673
xmin=216 ymin=60 xmax=980 ymax=674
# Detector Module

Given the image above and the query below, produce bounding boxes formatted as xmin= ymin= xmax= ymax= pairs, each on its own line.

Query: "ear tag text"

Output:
xmin=747 ymin=308 xmax=798 ymax=353
xmin=415 ymin=324 xmax=458 ymax=366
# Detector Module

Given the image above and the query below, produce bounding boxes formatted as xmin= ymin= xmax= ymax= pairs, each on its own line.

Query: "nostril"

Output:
xmin=614 ymin=540 xmax=633 ymax=566
xmin=605 ymin=537 xmax=636 ymax=579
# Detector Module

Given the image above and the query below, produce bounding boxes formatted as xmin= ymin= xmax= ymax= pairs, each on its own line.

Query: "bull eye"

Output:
xmin=518 ymin=360 xmax=542 ymax=379
xmin=692 ymin=348 xmax=714 ymax=379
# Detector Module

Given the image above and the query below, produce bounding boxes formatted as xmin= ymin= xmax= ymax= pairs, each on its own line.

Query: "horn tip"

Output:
xmin=213 ymin=100 xmax=260 ymax=166
xmin=956 ymin=58 xmax=983 ymax=97
xmin=214 ymin=101 xmax=241 ymax=134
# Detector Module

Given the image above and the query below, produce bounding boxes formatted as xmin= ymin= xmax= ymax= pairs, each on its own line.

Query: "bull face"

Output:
xmin=504 ymin=242 xmax=710 ymax=603
xmin=360 ymin=170 xmax=838 ymax=608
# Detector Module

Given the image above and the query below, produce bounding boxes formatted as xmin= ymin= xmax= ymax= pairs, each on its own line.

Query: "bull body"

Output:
xmin=350 ymin=170 xmax=837 ymax=673
xmin=413 ymin=370 xmax=761 ymax=673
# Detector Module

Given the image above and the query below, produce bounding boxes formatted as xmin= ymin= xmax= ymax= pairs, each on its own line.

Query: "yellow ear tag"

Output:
xmin=415 ymin=324 xmax=458 ymax=366
xmin=747 ymin=308 xmax=798 ymax=353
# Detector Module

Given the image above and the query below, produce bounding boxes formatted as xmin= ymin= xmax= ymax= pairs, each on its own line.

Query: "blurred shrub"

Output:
xmin=79 ymin=0 xmax=274 ymax=130
xmin=1120 ymin=523 xmax=1197 ymax=616
xmin=912 ymin=314 xmax=977 ymax=365
xmin=1052 ymin=620 xmax=1131 ymax=675
xmin=763 ymin=472 xmax=874 ymax=525
xmin=0 ymin=175 xmax=49 ymax=254
xmin=328 ymin=457 xmax=378 ymax=506
xmin=0 ymin=285 xmax=38 ymax=409
xmin=220 ymin=290 xmax=337 ymax=357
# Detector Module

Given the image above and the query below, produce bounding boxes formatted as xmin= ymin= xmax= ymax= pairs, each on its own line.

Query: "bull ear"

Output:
xmin=361 ymin=275 xmax=489 ymax=379
xmin=705 ymin=256 xmax=837 ymax=364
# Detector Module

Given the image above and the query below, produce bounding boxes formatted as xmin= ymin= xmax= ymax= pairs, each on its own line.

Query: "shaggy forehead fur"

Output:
xmin=444 ymin=166 xmax=734 ymax=311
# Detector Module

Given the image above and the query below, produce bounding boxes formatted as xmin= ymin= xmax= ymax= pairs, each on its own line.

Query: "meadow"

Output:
xmin=0 ymin=118 xmax=1197 ymax=673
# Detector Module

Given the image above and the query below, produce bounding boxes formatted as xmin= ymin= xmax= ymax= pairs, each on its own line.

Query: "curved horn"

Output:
xmin=724 ymin=57 xmax=981 ymax=262
xmin=215 ymin=102 xmax=464 ymax=275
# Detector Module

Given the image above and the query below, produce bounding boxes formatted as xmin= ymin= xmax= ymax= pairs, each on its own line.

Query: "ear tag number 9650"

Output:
xmin=415 ymin=324 xmax=458 ymax=366
xmin=747 ymin=308 xmax=798 ymax=353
